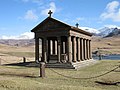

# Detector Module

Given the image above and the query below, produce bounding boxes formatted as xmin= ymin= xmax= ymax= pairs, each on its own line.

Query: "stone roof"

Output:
xmin=31 ymin=17 xmax=92 ymax=36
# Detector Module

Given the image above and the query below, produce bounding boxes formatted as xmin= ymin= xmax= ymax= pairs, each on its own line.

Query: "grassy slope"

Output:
xmin=92 ymin=36 xmax=120 ymax=54
xmin=0 ymin=60 xmax=120 ymax=90
xmin=0 ymin=44 xmax=35 ymax=64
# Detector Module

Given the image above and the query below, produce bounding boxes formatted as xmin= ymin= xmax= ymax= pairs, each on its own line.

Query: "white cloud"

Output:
xmin=100 ymin=1 xmax=120 ymax=22
xmin=1 ymin=32 xmax=34 ymax=40
xmin=24 ymin=10 xmax=38 ymax=20
xmin=72 ymin=17 xmax=85 ymax=23
xmin=21 ymin=0 xmax=42 ymax=3
xmin=106 ymin=1 xmax=119 ymax=13
xmin=41 ymin=2 xmax=56 ymax=16
xmin=79 ymin=27 xmax=100 ymax=34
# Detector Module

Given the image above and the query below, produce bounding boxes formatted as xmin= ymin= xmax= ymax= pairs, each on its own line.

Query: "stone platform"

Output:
xmin=46 ymin=59 xmax=98 ymax=69
xmin=5 ymin=59 xmax=98 ymax=69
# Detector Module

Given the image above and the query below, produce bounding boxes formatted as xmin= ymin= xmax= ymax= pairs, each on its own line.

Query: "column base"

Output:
xmin=81 ymin=59 xmax=84 ymax=61
xmin=77 ymin=60 xmax=81 ymax=62
xmin=56 ymin=61 xmax=61 ymax=63
xmin=73 ymin=60 xmax=76 ymax=63
xmin=67 ymin=61 xmax=72 ymax=64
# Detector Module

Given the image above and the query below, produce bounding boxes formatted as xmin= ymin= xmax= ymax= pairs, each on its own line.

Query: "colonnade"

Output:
xmin=67 ymin=36 xmax=92 ymax=63
xmin=35 ymin=36 xmax=92 ymax=63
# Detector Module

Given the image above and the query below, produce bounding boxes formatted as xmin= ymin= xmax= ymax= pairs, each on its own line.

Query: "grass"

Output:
xmin=1 ymin=51 xmax=35 ymax=57
xmin=0 ymin=60 xmax=120 ymax=90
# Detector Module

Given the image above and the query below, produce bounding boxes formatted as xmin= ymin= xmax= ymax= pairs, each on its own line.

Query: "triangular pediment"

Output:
xmin=31 ymin=17 xmax=70 ymax=32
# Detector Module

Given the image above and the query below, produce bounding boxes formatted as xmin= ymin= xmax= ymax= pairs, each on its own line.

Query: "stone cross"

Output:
xmin=48 ymin=10 xmax=53 ymax=17
xmin=76 ymin=23 xmax=79 ymax=28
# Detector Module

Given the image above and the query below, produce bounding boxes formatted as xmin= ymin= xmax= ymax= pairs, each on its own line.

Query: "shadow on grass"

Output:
xmin=95 ymin=81 xmax=120 ymax=86
xmin=0 ymin=62 xmax=41 ymax=78
xmin=3 ymin=61 xmax=40 ymax=68
xmin=0 ymin=73 xmax=39 ymax=78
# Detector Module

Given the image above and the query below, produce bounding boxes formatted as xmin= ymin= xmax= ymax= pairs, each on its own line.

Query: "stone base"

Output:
xmin=46 ymin=59 xmax=98 ymax=69
xmin=71 ymin=59 xmax=98 ymax=69
xmin=15 ymin=59 xmax=98 ymax=69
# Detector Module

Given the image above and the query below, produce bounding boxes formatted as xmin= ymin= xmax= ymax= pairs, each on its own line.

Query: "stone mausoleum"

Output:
xmin=31 ymin=11 xmax=94 ymax=69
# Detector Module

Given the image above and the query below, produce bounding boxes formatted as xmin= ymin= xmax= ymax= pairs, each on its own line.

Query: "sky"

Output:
xmin=0 ymin=0 xmax=120 ymax=39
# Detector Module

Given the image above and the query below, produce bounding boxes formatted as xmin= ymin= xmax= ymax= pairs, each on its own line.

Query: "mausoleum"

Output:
xmin=31 ymin=11 xmax=94 ymax=69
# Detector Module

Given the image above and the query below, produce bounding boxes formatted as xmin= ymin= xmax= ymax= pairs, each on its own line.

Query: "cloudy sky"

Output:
xmin=0 ymin=0 xmax=120 ymax=39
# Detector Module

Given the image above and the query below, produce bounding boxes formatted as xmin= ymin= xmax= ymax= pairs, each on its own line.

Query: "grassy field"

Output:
xmin=91 ymin=36 xmax=120 ymax=54
xmin=0 ymin=44 xmax=35 ymax=64
xmin=0 ymin=36 xmax=120 ymax=90
xmin=0 ymin=60 xmax=120 ymax=90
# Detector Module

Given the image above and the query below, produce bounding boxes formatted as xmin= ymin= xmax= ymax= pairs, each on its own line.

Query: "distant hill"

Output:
xmin=105 ymin=28 xmax=120 ymax=37
xmin=97 ymin=27 xmax=114 ymax=37
xmin=0 ymin=39 xmax=35 ymax=46
xmin=79 ymin=26 xmax=120 ymax=37
xmin=91 ymin=36 xmax=120 ymax=55
xmin=0 ymin=26 xmax=120 ymax=47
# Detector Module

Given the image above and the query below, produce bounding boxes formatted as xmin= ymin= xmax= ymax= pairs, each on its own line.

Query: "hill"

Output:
xmin=0 ymin=39 xmax=35 ymax=46
xmin=91 ymin=36 xmax=120 ymax=55
xmin=0 ymin=35 xmax=120 ymax=56
xmin=105 ymin=28 xmax=120 ymax=37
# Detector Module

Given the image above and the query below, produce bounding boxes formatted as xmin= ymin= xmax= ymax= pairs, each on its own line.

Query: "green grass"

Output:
xmin=0 ymin=52 xmax=35 ymax=57
xmin=0 ymin=60 xmax=120 ymax=90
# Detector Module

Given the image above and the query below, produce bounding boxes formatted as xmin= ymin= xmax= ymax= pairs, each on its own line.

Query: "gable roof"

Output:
xmin=31 ymin=17 xmax=70 ymax=32
xmin=31 ymin=17 xmax=92 ymax=36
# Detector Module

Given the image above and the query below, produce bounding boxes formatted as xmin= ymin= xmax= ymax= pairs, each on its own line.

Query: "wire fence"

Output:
xmin=0 ymin=58 xmax=120 ymax=80
xmin=49 ymin=65 xmax=120 ymax=80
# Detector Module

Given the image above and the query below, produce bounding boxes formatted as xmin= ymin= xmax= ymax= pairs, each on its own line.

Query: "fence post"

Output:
xmin=40 ymin=62 xmax=45 ymax=78
xmin=23 ymin=57 xmax=26 ymax=63
xmin=98 ymin=48 xmax=102 ymax=60
xmin=0 ymin=58 xmax=1 ymax=65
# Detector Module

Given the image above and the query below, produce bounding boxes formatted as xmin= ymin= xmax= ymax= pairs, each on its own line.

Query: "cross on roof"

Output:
xmin=76 ymin=23 xmax=79 ymax=28
xmin=48 ymin=10 xmax=53 ymax=17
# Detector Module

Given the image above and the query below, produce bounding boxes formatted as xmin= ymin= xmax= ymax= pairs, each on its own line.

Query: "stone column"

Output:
xmin=53 ymin=40 xmax=55 ymax=54
xmin=65 ymin=40 xmax=67 ymax=54
xmin=35 ymin=38 xmax=39 ymax=62
xmin=63 ymin=42 xmax=66 ymax=54
xmin=42 ymin=38 xmax=44 ymax=62
xmin=77 ymin=38 xmax=80 ymax=61
xmin=89 ymin=40 xmax=92 ymax=59
xmin=57 ymin=37 xmax=61 ymax=63
xmin=87 ymin=40 xmax=90 ymax=59
xmin=55 ymin=40 xmax=57 ymax=55
xmin=43 ymin=37 xmax=47 ymax=63
xmin=84 ymin=39 xmax=87 ymax=60
xmin=80 ymin=38 xmax=84 ymax=60
xmin=48 ymin=39 xmax=50 ymax=62
xmin=50 ymin=40 xmax=53 ymax=55
xmin=73 ymin=37 xmax=76 ymax=62
xmin=86 ymin=39 xmax=88 ymax=60
xmin=67 ymin=36 xmax=72 ymax=63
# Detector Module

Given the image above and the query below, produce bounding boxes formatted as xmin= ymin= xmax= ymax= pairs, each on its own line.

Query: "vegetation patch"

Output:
xmin=1 ymin=52 xmax=34 ymax=57
xmin=0 ymin=60 xmax=120 ymax=90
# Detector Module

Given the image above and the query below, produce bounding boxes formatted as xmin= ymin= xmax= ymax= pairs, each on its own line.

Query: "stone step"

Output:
xmin=46 ymin=63 xmax=74 ymax=69
xmin=24 ymin=59 xmax=98 ymax=69
xmin=71 ymin=59 xmax=98 ymax=69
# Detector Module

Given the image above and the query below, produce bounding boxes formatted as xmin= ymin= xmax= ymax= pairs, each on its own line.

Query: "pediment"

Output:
xmin=31 ymin=17 xmax=70 ymax=32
